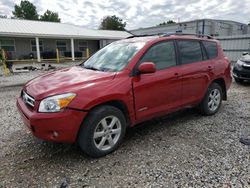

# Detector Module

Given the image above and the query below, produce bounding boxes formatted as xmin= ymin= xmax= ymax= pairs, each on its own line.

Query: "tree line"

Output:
xmin=0 ymin=0 xmax=126 ymax=30
xmin=13 ymin=0 xmax=60 ymax=22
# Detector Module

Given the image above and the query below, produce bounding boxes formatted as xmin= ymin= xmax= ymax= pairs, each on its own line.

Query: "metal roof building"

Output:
xmin=130 ymin=19 xmax=250 ymax=62
xmin=0 ymin=18 xmax=131 ymax=62
xmin=216 ymin=34 xmax=250 ymax=62
xmin=130 ymin=19 xmax=250 ymax=37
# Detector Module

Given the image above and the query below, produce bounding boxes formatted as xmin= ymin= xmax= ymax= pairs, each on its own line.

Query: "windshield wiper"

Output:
xmin=83 ymin=65 xmax=112 ymax=72
xmin=83 ymin=65 xmax=99 ymax=71
xmin=99 ymin=67 xmax=112 ymax=72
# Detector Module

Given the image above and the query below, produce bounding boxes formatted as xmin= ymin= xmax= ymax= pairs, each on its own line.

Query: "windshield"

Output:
xmin=82 ymin=41 xmax=146 ymax=72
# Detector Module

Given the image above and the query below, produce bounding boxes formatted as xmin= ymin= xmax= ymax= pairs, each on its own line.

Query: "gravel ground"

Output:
xmin=0 ymin=73 xmax=249 ymax=187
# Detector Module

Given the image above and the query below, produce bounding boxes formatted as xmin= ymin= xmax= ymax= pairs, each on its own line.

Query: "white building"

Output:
xmin=0 ymin=18 xmax=131 ymax=62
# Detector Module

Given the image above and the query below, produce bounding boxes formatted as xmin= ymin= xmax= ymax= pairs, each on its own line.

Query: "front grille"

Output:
xmin=243 ymin=67 xmax=250 ymax=70
xmin=21 ymin=90 xmax=35 ymax=108
xmin=240 ymin=73 xmax=250 ymax=79
xmin=243 ymin=60 xmax=250 ymax=64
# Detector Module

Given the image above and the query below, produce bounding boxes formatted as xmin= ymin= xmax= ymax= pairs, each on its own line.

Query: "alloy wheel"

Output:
xmin=208 ymin=88 xmax=221 ymax=112
xmin=93 ymin=116 xmax=122 ymax=151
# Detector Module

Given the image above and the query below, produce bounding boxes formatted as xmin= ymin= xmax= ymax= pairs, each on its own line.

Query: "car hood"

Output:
xmin=24 ymin=66 xmax=116 ymax=100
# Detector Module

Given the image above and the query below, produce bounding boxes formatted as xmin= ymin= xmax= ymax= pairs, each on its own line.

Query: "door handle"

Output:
xmin=208 ymin=66 xmax=213 ymax=71
xmin=174 ymin=72 xmax=180 ymax=77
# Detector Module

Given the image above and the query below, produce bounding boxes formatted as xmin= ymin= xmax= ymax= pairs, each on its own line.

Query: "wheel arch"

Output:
xmin=211 ymin=78 xmax=227 ymax=100
xmin=85 ymin=100 xmax=131 ymax=128
xmin=101 ymin=100 xmax=131 ymax=127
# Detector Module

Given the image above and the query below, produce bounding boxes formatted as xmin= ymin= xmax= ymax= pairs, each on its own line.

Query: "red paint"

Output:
xmin=138 ymin=62 xmax=156 ymax=74
xmin=17 ymin=35 xmax=232 ymax=143
xmin=133 ymin=65 xmax=182 ymax=121
xmin=17 ymin=97 xmax=87 ymax=143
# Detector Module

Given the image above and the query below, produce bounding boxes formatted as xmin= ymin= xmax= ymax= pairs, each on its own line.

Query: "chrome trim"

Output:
xmin=138 ymin=107 xmax=148 ymax=112
xmin=22 ymin=91 xmax=35 ymax=108
xmin=243 ymin=63 xmax=250 ymax=67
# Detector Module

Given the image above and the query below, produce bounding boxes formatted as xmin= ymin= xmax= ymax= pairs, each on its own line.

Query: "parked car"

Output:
xmin=233 ymin=52 xmax=250 ymax=83
xmin=17 ymin=33 xmax=232 ymax=157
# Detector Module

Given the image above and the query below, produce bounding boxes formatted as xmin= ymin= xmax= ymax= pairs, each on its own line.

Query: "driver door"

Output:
xmin=132 ymin=40 xmax=182 ymax=122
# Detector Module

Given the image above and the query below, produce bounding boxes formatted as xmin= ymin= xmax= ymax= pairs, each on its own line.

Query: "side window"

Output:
xmin=79 ymin=41 xmax=88 ymax=52
xmin=0 ymin=39 xmax=15 ymax=52
xmin=202 ymin=41 xmax=218 ymax=59
xmin=178 ymin=40 xmax=203 ymax=64
xmin=56 ymin=40 xmax=67 ymax=52
xmin=31 ymin=39 xmax=43 ymax=52
xmin=140 ymin=41 xmax=176 ymax=70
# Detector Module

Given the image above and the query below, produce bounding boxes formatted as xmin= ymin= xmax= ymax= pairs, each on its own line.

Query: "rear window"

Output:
xmin=202 ymin=41 xmax=218 ymax=59
xmin=178 ymin=40 xmax=203 ymax=64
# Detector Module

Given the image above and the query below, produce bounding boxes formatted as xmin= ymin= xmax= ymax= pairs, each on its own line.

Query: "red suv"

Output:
xmin=17 ymin=33 xmax=232 ymax=157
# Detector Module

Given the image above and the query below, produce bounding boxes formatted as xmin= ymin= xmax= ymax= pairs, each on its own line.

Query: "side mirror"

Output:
xmin=242 ymin=52 xmax=248 ymax=56
xmin=138 ymin=62 xmax=156 ymax=74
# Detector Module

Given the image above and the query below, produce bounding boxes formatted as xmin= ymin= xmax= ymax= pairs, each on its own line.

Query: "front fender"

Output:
xmin=67 ymin=74 xmax=136 ymax=124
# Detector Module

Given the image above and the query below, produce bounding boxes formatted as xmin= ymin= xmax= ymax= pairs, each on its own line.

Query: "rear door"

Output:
xmin=177 ymin=40 xmax=214 ymax=106
xmin=133 ymin=40 xmax=182 ymax=121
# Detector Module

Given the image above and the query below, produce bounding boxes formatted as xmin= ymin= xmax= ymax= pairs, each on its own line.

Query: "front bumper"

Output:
xmin=16 ymin=97 xmax=87 ymax=143
xmin=233 ymin=66 xmax=250 ymax=80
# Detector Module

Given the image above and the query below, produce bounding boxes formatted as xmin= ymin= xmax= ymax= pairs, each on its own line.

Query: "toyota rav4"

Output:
xmin=17 ymin=33 xmax=232 ymax=157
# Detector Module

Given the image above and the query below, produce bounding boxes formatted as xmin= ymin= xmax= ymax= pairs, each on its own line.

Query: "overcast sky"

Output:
xmin=0 ymin=0 xmax=249 ymax=30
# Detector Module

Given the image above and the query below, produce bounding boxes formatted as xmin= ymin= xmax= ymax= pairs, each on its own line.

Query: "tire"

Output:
xmin=78 ymin=105 xmax=126 ymax=158
xmin=198 ymin=83 xmax=223 ymax=116
xmin=234 ymin=77 xmax=244 ymax=84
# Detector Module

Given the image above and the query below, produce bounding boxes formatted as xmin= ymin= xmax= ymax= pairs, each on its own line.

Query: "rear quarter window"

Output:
xmin=202 ymin=41 xmax=218 ymax=59
xmin=177 ymin=40 xmax=203 ymax=64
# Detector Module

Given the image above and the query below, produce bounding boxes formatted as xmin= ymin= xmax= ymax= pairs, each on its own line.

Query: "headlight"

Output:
xmin=236 ymin=60 xmax=244 ymax=66
xmin=235 ymin=60 xmax=244 ymax=69
xmin=39 ymin=93 xmax=76 ymax=112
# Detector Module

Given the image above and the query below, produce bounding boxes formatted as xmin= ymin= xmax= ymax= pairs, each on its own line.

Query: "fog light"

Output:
xmin=53 ymin=131 xmax=59 ymax=138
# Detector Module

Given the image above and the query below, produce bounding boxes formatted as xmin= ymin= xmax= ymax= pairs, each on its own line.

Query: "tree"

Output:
xmin=158 ymin=20 xmax=176 ymax=26
xmin=12 ymin=1 xmax=61 ymax=22
xmin=167 ymin=20 xmax=176 ymax=24
xmin=159 ymin=21 xmax=167 ymax=26
xmin=12 ymin=0 xmax=39 ymax=20
xmin=99 ymin=15 xmax=126 ymax=31
xmin=40 ymin=10 xmax=61 ymax=22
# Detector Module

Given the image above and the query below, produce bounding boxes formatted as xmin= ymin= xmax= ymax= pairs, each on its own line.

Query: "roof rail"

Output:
xmin=126 ymin=32 xmax=214 ymax=39
xmin=126 ymin=33 xmax=164 ymax=39
xmin=162 ymin=32 xmax=214 ymax=39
